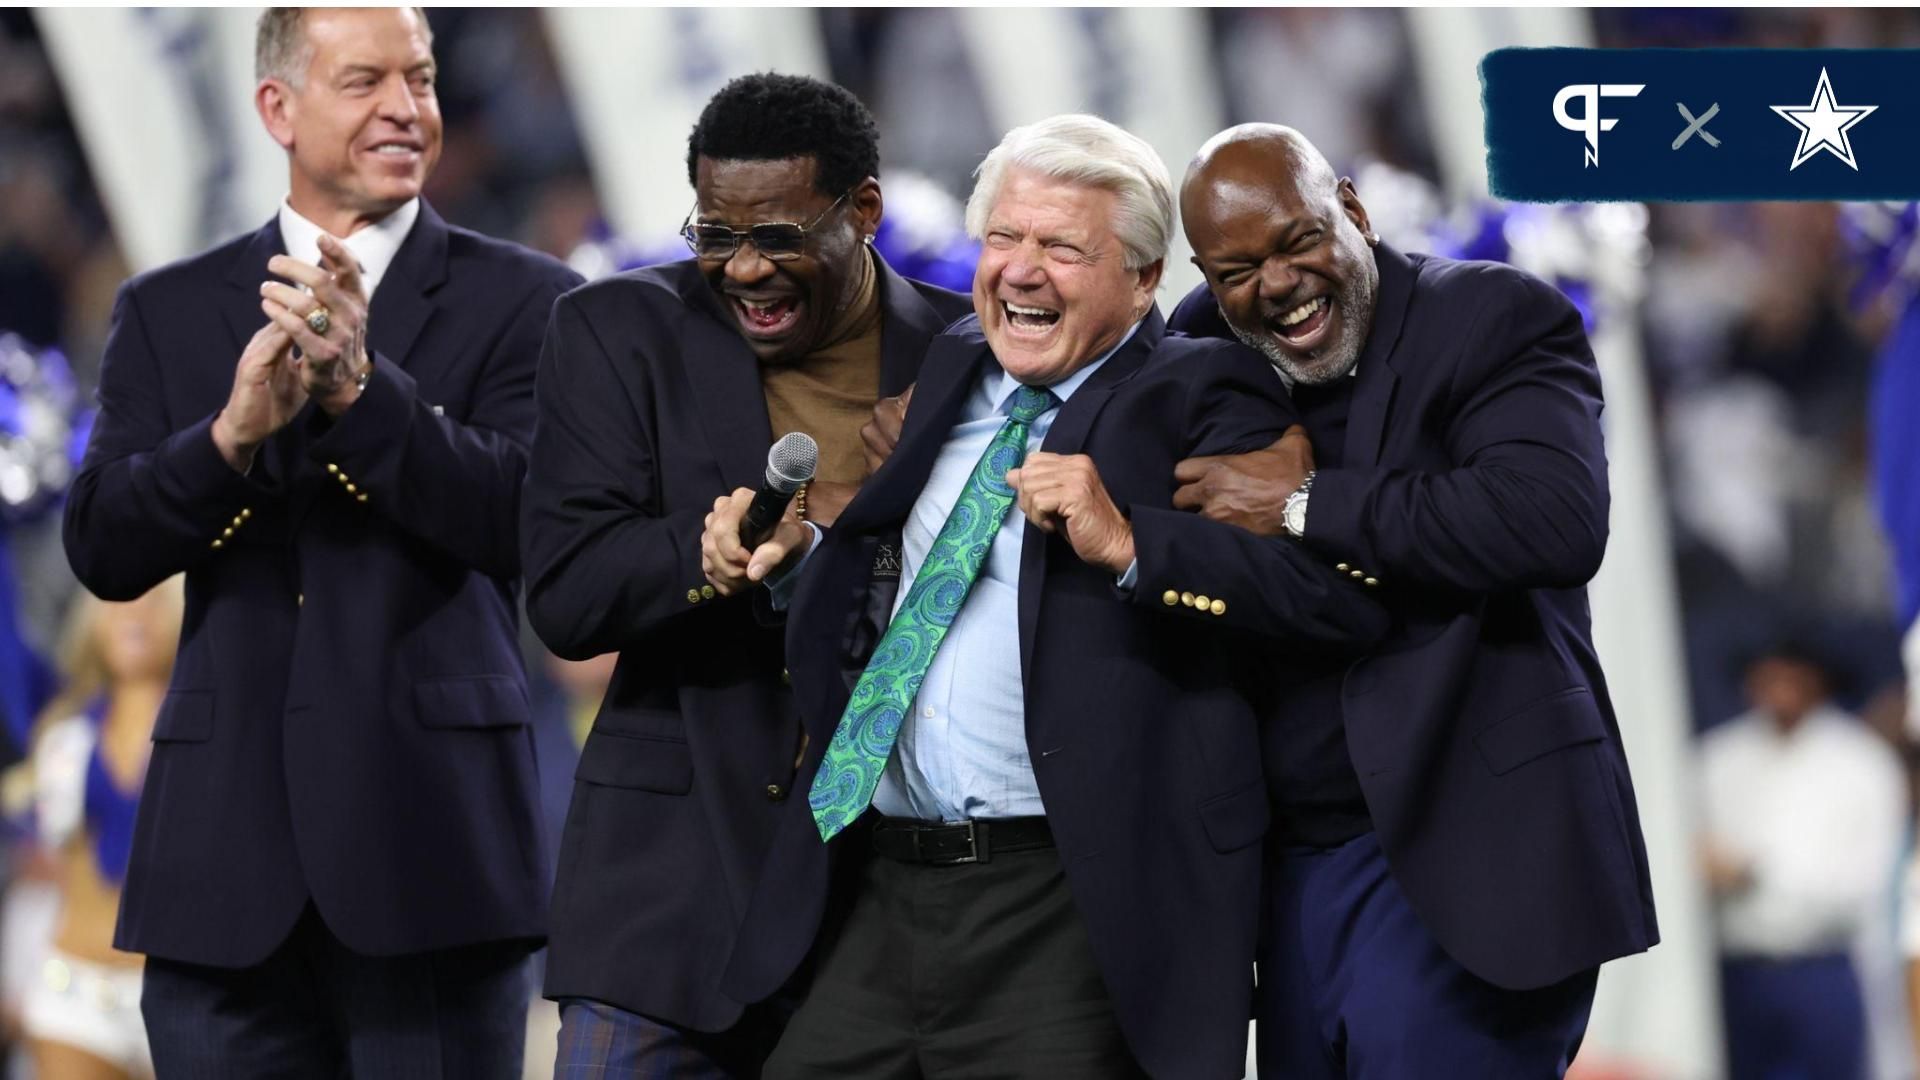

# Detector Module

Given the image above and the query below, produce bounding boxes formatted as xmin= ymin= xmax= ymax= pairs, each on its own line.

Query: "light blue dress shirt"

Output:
xmin=873 ymin=323 xmax=1138 ymax=822
xmin=768 ymin=323 xmax=1143 ymax=821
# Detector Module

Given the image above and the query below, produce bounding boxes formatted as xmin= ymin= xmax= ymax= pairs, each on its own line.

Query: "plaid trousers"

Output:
xmin=554 ymin=997 xmax=793 ymax=1079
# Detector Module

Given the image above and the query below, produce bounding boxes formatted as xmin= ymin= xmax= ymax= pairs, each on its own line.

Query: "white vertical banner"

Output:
xmin=542 ymin=8 xmax=831 ymax=248
xmin=1578 ymin=213 xmax=1722 ymax=1080
xmin=34 ymin=8 xmax=286 ymax=272
xmin=954 ymin=8 xmax=1224 ymax=303
xmin=1408 ymin=10 xmax=1722 ymax=1079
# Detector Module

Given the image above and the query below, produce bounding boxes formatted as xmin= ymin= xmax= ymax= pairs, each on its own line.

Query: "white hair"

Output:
xmin=964 ymin=114 xmax=1174 ymax=271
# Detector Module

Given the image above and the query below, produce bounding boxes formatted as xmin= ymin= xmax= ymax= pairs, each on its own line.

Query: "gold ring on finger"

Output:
xmin=306 ymin=306 xmax=332 ymax=336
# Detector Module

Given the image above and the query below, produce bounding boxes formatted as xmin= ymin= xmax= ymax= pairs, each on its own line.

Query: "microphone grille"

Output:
xmin=765 ymin=432 xmax=819 ymax=493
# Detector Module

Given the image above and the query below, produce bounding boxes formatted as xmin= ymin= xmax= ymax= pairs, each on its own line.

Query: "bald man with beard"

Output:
xmin=1159 ymin=124 xmax=1658 ymax=1077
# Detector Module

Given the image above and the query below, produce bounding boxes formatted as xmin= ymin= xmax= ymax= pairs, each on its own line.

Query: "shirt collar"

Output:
xmin=275 ymin=197 xmax=420 ymax=300
xmin=991 ymin=316 xmax=1144 ymax=416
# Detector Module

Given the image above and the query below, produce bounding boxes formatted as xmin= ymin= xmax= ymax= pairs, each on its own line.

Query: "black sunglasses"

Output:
xmin=680 ymin=191 xmax=851 ymax=263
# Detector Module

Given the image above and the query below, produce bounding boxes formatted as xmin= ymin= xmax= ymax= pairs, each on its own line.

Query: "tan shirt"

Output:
xmin=760 ymin=250 xmax=885 ymax=486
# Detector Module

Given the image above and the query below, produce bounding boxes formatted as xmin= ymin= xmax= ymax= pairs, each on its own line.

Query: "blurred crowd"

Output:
xmin=4 ymin=6 xmax=1920 ymax=1078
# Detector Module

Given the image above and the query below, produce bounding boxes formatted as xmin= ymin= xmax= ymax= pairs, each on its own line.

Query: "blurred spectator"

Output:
xmin=19 ymin=576 xmax=182 ymax=1080
xmin=0 ymin=12 xmax=82 ymax=352
xmin=418 ymin=9 xmax=592 ymax=251
xmin=0 ymin=12 xmax=124 ymax=389
xmin=0 ymin=14 xmax=124 ymax=704
xmin=1213 ymin=9 xmax=1435 ymax=177
xmin=1649 ymin=199 xmax=1904 ymax=732
xmin=1700 ymin=642 xmax=1909 ymax=1080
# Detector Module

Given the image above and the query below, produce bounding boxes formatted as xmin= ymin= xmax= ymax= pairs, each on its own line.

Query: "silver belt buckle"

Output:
xmin=947 ymin=819 xmax=985 ymax=864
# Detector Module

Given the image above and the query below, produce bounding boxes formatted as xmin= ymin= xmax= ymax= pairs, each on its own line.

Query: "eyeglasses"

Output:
xmin=680 ymin=192 xmax=850 ymax=262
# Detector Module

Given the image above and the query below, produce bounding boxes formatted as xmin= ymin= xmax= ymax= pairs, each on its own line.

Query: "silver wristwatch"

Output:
xmin=1282 ymin=470 xmax=1315 ymax=538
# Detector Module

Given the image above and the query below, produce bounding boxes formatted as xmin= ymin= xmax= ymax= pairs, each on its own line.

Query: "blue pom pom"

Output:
xmin=0 ymin=334 xmax=87 ymax=524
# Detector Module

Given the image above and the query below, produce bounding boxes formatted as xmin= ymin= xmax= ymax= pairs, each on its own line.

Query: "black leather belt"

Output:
xmin=869 ymin=816 xmax=1053 ymax=865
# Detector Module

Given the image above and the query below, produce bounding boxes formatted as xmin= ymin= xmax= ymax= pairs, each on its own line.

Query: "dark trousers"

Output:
xmin=553 ymin=998 xmax=793 ymax=1079
xmin=1720 ymin=954 xmax=1867 ymax=1080
xmin=764 ymin=838 xmax=1146 ymax=1080
xmin=141 ymin=906 xmax=531 ymax=1079
xmin=1260 ymin=832 xmax=1597 ymax=1079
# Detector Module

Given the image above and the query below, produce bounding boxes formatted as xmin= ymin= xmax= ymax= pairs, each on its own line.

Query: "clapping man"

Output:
xmin=64 ymin=8 xmax=580 ymax=1073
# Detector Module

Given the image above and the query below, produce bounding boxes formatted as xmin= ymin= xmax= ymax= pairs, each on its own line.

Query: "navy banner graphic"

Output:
xmin=1483 ymin=48 xmax=1920 ymax=201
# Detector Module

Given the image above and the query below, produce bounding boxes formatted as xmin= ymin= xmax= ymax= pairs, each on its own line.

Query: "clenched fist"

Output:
xmin=1007 ymin=452 xmax=1134 ymax=574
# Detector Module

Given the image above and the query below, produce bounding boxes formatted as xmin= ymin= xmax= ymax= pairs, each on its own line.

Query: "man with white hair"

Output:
xmin=701 ymin=114 xmax=1387 ymax=1078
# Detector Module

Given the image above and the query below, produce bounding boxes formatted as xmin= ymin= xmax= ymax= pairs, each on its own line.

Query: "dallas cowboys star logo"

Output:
xmin=1770 ymin=68 xmax=1877 ymax=171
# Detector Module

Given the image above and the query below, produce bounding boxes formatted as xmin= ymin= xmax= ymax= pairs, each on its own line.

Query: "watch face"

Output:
xmin=1285 ymin=495 xmax=1306 ymax=536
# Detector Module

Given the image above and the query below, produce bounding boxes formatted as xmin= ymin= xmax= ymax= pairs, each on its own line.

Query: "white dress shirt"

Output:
xmin=1700 ymin=705 xmax=1907 ymax=957
xmin=276 ymin=197 xmax=420 ymax=301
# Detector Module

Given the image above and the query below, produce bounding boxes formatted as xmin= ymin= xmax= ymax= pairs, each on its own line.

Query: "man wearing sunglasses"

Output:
xmin=520 ymin=73 xmax=970 ymax=1077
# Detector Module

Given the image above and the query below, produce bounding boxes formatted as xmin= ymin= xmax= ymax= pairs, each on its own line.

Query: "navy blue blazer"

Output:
xmin=722 ymin=310 xmax=1389 ymax=1080
xmin=1164 ymin=245 xmax=1659 ymax=990
xmin=521 ymin=258 xmax=970 ymax=1031
xmin=63 ymin=203 xmax=581 ymax=967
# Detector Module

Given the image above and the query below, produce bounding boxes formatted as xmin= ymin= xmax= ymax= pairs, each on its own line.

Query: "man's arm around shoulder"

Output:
xmin=1129 ymin=340 xmax=1390 ymax=648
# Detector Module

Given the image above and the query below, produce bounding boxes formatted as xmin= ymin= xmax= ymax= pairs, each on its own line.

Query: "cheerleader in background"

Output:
xmin=21 ymin=576 xmax=181 ymax=1080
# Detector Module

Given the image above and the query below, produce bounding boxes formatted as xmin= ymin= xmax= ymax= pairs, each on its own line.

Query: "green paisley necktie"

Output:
xmin=808 ymin=383 xmax=1058 ymax=841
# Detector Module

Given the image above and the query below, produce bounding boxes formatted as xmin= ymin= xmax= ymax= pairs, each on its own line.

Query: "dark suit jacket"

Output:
xmin=1164 ymin=245 xmax=1659 ymax=990
xmin=63 ymin=202 xmax=582 ymax=967
xmin=521 ymin=257 xmax=969 ymax=1031
xmin=722 ymin=310 xmax=1389 ymax=1079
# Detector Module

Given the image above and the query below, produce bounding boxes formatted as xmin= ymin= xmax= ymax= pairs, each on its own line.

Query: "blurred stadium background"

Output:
xmin=4 ymin=8 xmax=1920 ymax=1079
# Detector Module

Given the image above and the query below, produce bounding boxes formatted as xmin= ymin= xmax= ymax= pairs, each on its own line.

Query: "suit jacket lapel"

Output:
xmin=833 ymin=332 xmax=988 ymax=537
xmin=1033 ymin=308 xmax=1162 ymax=458
xmin=221 ymin=219 xmax=285 ymax=359
xmin=875 ymin=256 xmax=949 ymax=397
xmin=675 ymin=268 xmax=774 ymax=494
xmin=1017 ymin=308 xmax=1164 ymax=683
xmin=1343 ymin=244 xmax=1415 ymax=468
xmin=365 ymin=200 xmax=449 ymax=371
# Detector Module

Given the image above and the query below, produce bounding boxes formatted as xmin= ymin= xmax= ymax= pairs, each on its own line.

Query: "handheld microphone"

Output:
xmin=739 ymin=432 xmax=819 ymax=549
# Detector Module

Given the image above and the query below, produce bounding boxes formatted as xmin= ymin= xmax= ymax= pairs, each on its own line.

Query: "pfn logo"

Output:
xmin=1552 ymin=83 xmax=1645 ymax=167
